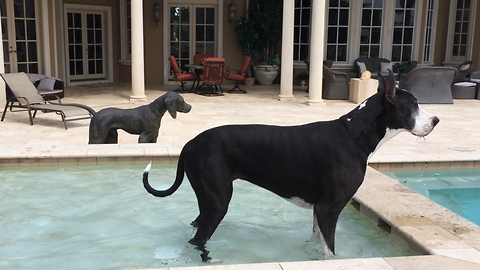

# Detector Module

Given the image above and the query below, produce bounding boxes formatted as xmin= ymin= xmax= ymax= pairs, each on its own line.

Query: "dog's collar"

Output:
xmin=149 ymin=103 xmax=164 ymax=117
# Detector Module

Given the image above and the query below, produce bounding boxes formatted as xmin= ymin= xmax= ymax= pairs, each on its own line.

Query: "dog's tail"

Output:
xmin=142 ymin=157 xmax=185 ymax=197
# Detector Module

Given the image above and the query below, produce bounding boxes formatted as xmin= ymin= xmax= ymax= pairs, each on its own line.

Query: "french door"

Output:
xmin=65 ymin=8 xmax=106 ymax=81
xmin=169 ymin=5 xmax=216 ymax=77
xmin=1 ymin=0 xmax=39 ymax=73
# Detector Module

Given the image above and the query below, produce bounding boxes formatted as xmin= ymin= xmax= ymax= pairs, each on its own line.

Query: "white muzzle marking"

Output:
xmin=411 ymin=108 xmax=437 ymax=137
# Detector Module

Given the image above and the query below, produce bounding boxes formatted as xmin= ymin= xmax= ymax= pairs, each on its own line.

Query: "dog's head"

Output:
xmin=378 ymin=69 xmax=439 ymax=138
xmin=164 ymin=92 xmax=192 ymax=119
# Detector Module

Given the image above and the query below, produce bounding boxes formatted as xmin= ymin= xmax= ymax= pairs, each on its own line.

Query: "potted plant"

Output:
xmin=295 ymin=72 xmax=309 ymax=87
xmin=394 ymin=61 xmax=413 ymax=74
xmin=234 ymin=0 xmax=283 ymax=86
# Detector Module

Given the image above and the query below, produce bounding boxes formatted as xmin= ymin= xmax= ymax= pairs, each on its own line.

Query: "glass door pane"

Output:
xmin=170 ymin=6 xmax=190 ymax=76
xmin=391 ymin=0 xmax=416 ymax=62
xmin=67 ymin=12 xmax=84 ymax=77
xmin=67 ymin=10 xmax=105 ymax=80
xmin=2 ymin=0 xmax=39 ymax=73
xmin=169 ymin=5 xmax=216 ymax=80
xmin=86 ymin=12 xmax=104 ymax=76
xmin=360 ymin=0 xmax=383 ymax=58
xmin=450 ymin=0 xmax=470 ymax=62
xmin=194 ymin=7 xmax=215 ymax=56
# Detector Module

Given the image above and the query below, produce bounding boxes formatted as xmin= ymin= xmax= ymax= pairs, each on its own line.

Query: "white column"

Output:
xmin=130 ymin=0 xmax=147 ymax=101
xmin=308 ymin=0 xmax=325 ymax=103
xmin=0 ymin=14 xmax=5 ymax=112
xmin=278 ymin=0 xmax=295 ymax=101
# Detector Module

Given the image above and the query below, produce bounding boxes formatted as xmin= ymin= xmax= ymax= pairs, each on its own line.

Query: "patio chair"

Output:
xmin=451 ymin=61 xmax=476 ymax=99
xmin=169 ymin=55 xmax=196 ymax=93
xmin=224 ymin=55 xmax=251 ymax=93
xmin=1 ymin=72 xmax=95 ymax=129
xmin=198 ymin=57 xmax=225 ymax=96
xmin=322 ymin=64 xmax=350 ymax=100
xmin=193 ymin=53 xmax=213 ymax=65
xmin=398 ymin=66 xmax=457 ymax=104
xmin=471 ymin=71 xmax=480 ymax=99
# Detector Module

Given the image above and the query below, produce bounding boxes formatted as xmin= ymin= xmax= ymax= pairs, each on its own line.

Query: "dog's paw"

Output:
xmin=207 ymin=258 xmax=223 ymax=264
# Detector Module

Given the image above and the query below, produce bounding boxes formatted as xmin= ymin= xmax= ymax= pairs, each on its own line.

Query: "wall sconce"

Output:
xmin=153 ymin=1 xmax=162 ymax=26
xmin=228 ymin=0 xmax=237 ymax=25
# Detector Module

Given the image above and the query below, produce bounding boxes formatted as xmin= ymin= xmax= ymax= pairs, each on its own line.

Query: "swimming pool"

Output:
xmin=383 ymin=169 xmax=480 ymax=226
xmin=0 ymin=164 xmax=417 ymax=269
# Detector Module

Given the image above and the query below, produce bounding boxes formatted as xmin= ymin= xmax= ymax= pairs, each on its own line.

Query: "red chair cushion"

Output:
xmin=176 ymin=73 xmax=196 ymax=81
xmin=225 ymin=73 xmax=244 ymax=81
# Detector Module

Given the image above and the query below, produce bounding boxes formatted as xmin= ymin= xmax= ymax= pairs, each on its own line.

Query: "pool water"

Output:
xmin=383 ymin=169 xmax=480 ymax=226
xmin=0 ymin=164 xmax=416 ymax=270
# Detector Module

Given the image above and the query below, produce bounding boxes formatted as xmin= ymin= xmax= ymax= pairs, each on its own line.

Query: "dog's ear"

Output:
xmin=377 ymin=72 xmax=386 ymax=93
xmin=165 ymin=95 xmax=178 ymax=119
xmin=384 ymin=69 xmax=397 ymax=104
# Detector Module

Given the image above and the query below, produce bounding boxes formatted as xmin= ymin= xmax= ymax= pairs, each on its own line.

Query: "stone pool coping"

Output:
xmin=2 ymin=149 xmax=480 ymax=269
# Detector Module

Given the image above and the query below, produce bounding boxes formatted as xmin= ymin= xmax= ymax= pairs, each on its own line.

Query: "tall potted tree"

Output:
xmin=234 ymin=0 xmax=283 ymax=86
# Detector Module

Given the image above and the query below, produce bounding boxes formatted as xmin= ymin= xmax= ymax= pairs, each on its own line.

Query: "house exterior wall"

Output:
xmin=433 ymin=1 xmax=450 ymax=67
xmin=3 ymin=0 xmax=480 ymax=86
xmin=472 ymin=1 xmax=480 ymax=71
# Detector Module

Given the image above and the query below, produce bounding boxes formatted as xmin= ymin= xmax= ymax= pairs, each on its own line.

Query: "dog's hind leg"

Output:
xmin=104 ymin=129 xmax=118 ymax=144
xmin=188 ymin=179 xmax=234 ymax=261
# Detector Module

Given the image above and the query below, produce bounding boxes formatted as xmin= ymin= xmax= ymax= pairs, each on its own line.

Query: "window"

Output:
xmin=391 ymin=0 xmax=415 ymax=62
xmin=359 ymin=0 xmax=383 ymax=58
xmin=423 ymin=0 xmax=436 ymax=63
xmin=452 ymin=0 xmax=470 ymax=57
xmin=293 ymin=0 xmax=310 ymax=61
xmin=119 ymin=0 xmax=131 ymax=63
xmin=326 ymin=0 xmax=350 ymax=62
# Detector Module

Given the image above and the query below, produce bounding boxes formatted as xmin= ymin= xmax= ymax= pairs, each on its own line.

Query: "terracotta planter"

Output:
xmin=253 ymin=65 xmax=279 ymax=86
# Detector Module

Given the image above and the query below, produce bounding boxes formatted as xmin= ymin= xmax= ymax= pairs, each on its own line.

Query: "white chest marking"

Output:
xmin=368 ymin=127 xmax=405 ymax=160
xmin=285 ymin=197 xmax=314 ymax=209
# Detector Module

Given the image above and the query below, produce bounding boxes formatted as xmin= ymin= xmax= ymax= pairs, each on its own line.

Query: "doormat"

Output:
xmin=81 ymin=83 xmax=124 ymax=88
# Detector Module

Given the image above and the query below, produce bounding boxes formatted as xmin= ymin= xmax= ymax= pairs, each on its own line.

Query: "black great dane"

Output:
xmin=89 ymin=91 xmax=191 ymax=144
xmin=143 ymin=70 xmax=439 ymax=262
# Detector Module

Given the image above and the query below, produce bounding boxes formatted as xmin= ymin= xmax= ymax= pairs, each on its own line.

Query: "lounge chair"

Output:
xmin=398 ymin=66 xmax=457 ymax=104
xmin=1 ymin=72 xmax=95 ymax=129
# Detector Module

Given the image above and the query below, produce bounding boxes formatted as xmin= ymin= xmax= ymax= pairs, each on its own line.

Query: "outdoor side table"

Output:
xmin=349 ymin=78 xmax=378 ymax=104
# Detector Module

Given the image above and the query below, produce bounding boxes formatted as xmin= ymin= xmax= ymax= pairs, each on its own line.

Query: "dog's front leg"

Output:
xmin=138 ymin=132 xmax=159 ymax=143
xmin=313 ymin=203 xmax=339 ymax=259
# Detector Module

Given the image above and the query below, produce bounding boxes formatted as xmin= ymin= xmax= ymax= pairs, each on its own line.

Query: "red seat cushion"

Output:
xmin=225 ymin=73 xmax=244 ymax=81
xmin=176 ymin=73 xmax=196 ymax=81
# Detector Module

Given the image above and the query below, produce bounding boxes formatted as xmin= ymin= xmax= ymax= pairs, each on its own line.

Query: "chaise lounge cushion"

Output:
xmin=4 ymin=73 xmax=65 ymax=101
xmin=35 ymin=78 xmax=57 ymax=91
